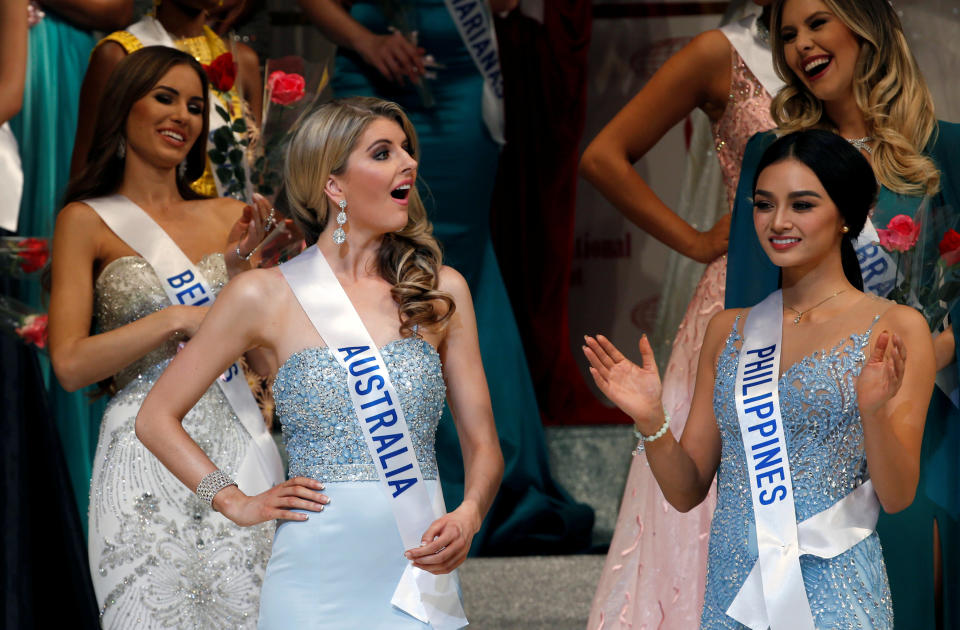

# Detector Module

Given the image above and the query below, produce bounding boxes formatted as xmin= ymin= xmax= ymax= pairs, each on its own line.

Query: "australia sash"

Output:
xmin=279 ymin=245 xmax=467 ymax=630
xmin=727 ymin=290 xmax=882 ymax=629
xmin=720 ymin=13 xmax=784 ymax=99
xmin=443 ymin=0 xmax=505 ymax=145
xmin=127 ymin=16 xmax=236 ymax=196
xmin=84 ymin=194 xmax=284 ymax=496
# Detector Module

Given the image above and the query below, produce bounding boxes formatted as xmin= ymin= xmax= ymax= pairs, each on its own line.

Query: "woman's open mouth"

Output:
xmin=802 ymin=55 xmax=832 ymax=81
xmin=390 ymin=183 xmax=412 ymax=204
xmin=770 ymin=236 xmax=801 ymax=251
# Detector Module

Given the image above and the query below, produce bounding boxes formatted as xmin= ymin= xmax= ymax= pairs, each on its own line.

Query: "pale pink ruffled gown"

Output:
xmin=587 ymin=46 xmax=775 ymax=630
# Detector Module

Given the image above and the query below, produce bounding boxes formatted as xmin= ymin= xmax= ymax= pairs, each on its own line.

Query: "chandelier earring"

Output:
xmin=116 ymin=137 xmax=126 ymax=160
xmin=333 ymin=199 xmax=347 ymax=245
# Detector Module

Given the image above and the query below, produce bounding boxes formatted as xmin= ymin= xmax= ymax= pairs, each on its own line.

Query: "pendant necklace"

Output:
xmin=784 ymin=289 xmax=848 ymax=325
xmin=846 ymin=136 xmax=874 ymax=155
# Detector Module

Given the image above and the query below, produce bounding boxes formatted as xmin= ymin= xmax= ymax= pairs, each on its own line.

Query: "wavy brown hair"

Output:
xmin=770 ymin=0 xmax=939 ymax=195
xmin=283 ymin=97 xmax=454 ymax=336
xmin=62 ymin=46 xmax=210 ymax=205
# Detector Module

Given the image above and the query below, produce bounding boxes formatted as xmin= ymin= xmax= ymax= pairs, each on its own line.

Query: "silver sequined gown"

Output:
xmin=702 ymin=314 xmax=893 ymax=628
xmin=89 ymin=254 xmax=272 ymax=629
xmin=258 ymin=337 xmax=454 ymax=628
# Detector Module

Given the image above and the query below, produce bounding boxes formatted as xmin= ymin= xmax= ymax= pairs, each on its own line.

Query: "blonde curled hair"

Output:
xmin=283 ymin=97 xmax=454 ymax=336
xmin=770 ymin=0 xmax=940 ymax=195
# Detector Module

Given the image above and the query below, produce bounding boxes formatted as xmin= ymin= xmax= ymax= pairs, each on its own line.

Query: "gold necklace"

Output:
xmin=784 ymin=289 xmax=848 ymax=325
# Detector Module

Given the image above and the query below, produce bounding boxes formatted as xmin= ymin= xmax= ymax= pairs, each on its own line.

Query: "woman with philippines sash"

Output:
xmin=71 ymin=0 xmax=262 ymax=199
xmin=295 ymin=0 xmax=594 ymax=555
xmin=47 ymin=47 xmax=284 ymax=628
xmin=723 ymin=0 xmax=960 ymax=625
xmin=136 ymin=97 xmax=504 ymax=629
xmin=584 ymin=129 xmax=936 ymax=628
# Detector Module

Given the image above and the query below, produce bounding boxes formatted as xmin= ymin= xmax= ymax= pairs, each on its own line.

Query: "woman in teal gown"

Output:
xmin=723 ymin=0 xmax=960 ymax=625
xmin=9 ymin=3 xmax=131 ymax=533
xmin=298 ymin=0 xmax=593 ymax=553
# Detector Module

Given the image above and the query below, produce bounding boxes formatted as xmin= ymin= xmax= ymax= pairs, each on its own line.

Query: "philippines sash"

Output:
xmin=85 ymin=194 xmax=284 ymax=496
xmin=720 ymin=13 xmax=784 ymax=99
xmin=443 ymin=0 xmax=505 ymax=145
xmin=127 ymin=16 xmax=236 ymax=196
xmin=279 ymin=245 xmax=467 ymax=630
xmin=726 ymin=290 xmax=881 ymax=629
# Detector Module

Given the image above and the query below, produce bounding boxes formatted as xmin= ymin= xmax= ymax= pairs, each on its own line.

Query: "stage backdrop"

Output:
xmin=570 ymin=1 xmax=728 ymax=410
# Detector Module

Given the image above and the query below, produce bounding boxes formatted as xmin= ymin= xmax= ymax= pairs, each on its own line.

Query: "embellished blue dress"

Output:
xmin=259 ymin=337 xmax=455 ymax=628
xmin=702 ymin=315 xmax=893 ymax=628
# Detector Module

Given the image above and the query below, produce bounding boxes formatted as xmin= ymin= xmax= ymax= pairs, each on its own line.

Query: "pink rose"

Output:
xmin=939 ymin=229 xmax=960 ymax=266
xmin=876 ymin=214 xmax=920 ymax=253
xmin=267 ymin=71 xmax=306 ymax=106
xmin=15 ymin=313 xmax=47 ymax=349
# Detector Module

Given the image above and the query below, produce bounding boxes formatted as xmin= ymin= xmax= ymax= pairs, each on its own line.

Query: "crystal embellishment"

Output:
xmin=333 ymin=227 xmax=346 ymax=244
xmin=336 ymin=211 xmax=347 ymax=225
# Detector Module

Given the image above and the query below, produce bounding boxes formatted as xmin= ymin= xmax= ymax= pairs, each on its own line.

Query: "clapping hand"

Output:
xmin=225 ymin=193 xmax=276 ymax=275
xmin=583 ymin=334 xmax=665 ymax=433
xmin=857 ymin=331 xmax=907 ymax=417
xmin=357 ymin=30 xmax=427 ymax=85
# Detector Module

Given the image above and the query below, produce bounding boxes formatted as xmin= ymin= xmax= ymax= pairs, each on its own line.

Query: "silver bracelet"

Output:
xmin=196 ymin=470 xmax=238 ymax=506
xmin=634 ymin=411 xmax=671 ymax=455
xmin=235 ymin=244 xmax=254 ymax=261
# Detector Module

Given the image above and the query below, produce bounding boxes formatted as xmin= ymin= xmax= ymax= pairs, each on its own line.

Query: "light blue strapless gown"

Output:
xmin=701 ymin=315 xmax=893 ymax=628
xmin=259 ymin=337 xmax=459 ymax=629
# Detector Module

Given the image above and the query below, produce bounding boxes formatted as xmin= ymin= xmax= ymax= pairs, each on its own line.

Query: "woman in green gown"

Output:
xmin=723 ymin=0 xmax=960 ymax=626
xmin=9 ymin=1 xmax=131 ymax=532
xmin=296 ymin=0 xmax=593 ymax=553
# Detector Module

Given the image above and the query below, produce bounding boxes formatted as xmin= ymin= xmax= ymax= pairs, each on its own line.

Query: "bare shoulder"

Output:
xmin=876 ymin=302 xmax=930 ymax=337
xmin=701 ymin=307 xmax=745 ymax=360
xmin=438 ymin=265 xmax=471 ymax=304
xmin=219 ymin=266 xmax=288 ymax=309
xmin=55 ymin=201 xmax=108 ymax=235
xmin=232 ymin=41 xmax=260 ymax=70
xmin=89 ymin=39 xmax=128 ymax=71
xmin=197 ymin=196 xmax=245 ymax=226
xmin=685 ymin=29 xmax=733 ymax=65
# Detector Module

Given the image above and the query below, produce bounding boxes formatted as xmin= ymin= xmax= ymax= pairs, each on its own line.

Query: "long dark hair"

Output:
xmin=753 ymin=129 xmax=878 ymax=290
xmin=62 ymin=46 xmax=210 ymax=205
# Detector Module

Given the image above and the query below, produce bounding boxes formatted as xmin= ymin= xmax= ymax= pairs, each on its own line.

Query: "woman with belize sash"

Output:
xmin=723 ymin=0 xmax=960 ymax=625
xmin=47 ymin=47 xmax=283 ymax=628
xmin=585 ymin=129 xmax=936 ymax=628
xmin=136 ymin=97 xmax=504 ymax=629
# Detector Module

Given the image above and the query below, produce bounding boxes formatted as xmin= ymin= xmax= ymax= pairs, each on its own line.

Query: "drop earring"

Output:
xmin=178 ymin=161 xmax=187 ymax=180
xmin=333 ymin=199 xmax=347 ymax=244
xmin=116 ymin=137 xmax=126 ymax=159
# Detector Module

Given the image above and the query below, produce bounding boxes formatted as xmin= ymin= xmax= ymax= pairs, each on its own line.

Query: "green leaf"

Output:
xmin=232 ymin=118 xmax=247 ymax=133
xmin=213 ymin=130 xmax=231 ymax=153
xmin=228 ymin=149 xmax=244 ymax=165
xmin=260 ymin=184 xmax=274 ymax=196
xmin=208 ymin=149 xmax=226 ymax=164
xmin=215 ymin=105 xmax=230 ymax=122
xmin=216 ymin=166 xmax=233 ymax=183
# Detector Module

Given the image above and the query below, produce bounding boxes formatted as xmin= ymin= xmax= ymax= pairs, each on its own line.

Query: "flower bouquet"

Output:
xmin=203 ymin=51 xmax=255 ymax=200
xmin=0 ymin=293 xmax=47 ymax=349
xmin=0 ymin=236 xmax=49 ymax=276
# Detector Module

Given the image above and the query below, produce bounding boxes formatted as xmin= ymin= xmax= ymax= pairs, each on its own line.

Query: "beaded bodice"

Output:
xmin=274 ymin=337 xmax=444 ymax=483
xmin=702 ymin=314 xmax=892 ymax=627
xmin=94 ymin=253 xmax=226 ymax=391
xmin=713 ymin=48 xmax=775 ymax=209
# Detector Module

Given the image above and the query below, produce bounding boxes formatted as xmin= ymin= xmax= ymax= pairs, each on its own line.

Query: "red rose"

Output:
xmin=876 ymin=214 xmax=920 ymax=253
xmin=204 ymin=53 xmax=236 ymax=93
xmin=267 ymin=71 xmax=306 ymax=106
xmin=939 ymin=229 xmax=960 ymax=266
xmin=16 ymin=237 xmax=48 ymax=273
xmin=15 ymin=313 xmax=47 ymax=349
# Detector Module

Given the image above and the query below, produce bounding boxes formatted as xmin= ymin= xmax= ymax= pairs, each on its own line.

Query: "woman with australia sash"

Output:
xmin=584 ymin=129 xmax=936 ymax=628
xmin=47 ymin=47 xmax=283 ymax=627
xmin=136 ymin=96 xmax=504 ymax=628
xmin=724 ymin=0 xmax=960 ymax=624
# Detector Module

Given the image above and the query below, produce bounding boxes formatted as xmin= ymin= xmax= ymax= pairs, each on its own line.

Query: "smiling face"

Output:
xmin=327 ymin=117 xmax=418 ymax=237
xmin=753 ymin=158 xmax=846 ymax=270
xmin=779 ymin=0 xmax=861 ymax=104
xmin=124 ymin=64 xmax=205 ymax=171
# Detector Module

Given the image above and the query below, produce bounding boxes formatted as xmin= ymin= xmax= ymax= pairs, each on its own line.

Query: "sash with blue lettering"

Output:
xmin=726 ymin=290 xmax=882 ymax=629
xmin=279 ymin=244 xmax=467 ymax=630
xmin=443 ymin=0 xmax=505 ymax=144
xmin=83 ymin=194 xmax=285 ymax=497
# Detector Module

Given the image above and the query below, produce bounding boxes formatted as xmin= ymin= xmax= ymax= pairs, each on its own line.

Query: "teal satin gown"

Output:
xmin=331 ymin=0 xmax=593 ymax=553
xmin=9 ymin=12 xmax=105 ymax=534
xmin=724 ymin=123 xmax=960 ymax=628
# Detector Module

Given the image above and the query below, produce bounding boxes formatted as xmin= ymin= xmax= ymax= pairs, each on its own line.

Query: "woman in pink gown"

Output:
xmin=579 ymin=5 xmax=779 ymax=627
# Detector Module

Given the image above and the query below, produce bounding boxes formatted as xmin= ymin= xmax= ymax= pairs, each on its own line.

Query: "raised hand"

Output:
xmin=583 ymin=334 xmax=665 ymax=433
xmin=214 ymin=476 xmax=329 ymax=527
xmin=857 ymin=331 xmax=907 ymax=417
xmin=356 ymin=30 xmax=426 ymax=85
xmin=225 ymin=193 xmax=275 ymax=275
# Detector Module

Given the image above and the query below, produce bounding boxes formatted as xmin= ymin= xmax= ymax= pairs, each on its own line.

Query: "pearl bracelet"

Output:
xmin=196 ymin=470 xmax=238 ymax=506
xmin=633 ymin=412 xmax=671 ymax=455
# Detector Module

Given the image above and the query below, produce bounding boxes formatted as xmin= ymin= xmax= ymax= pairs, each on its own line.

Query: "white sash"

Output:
xmin=720 ymin=13 xmax=784 ymax=99
xmin=127 ymin=16 xmax=233 ymax=196
xmin=443 ymin=0 xmax=505 ymax=145
xmin=84 ymin=194 xmax=284 ymax=496
xmin=0 ymin=123 xmax=23 ymax=232
xmin=279 ymin=245 xmax=467 ymax=630
xmin=854 ymin=218 xmax=898 ymax=299
xmin=727 ymin=290 xmax=882 ymax=629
